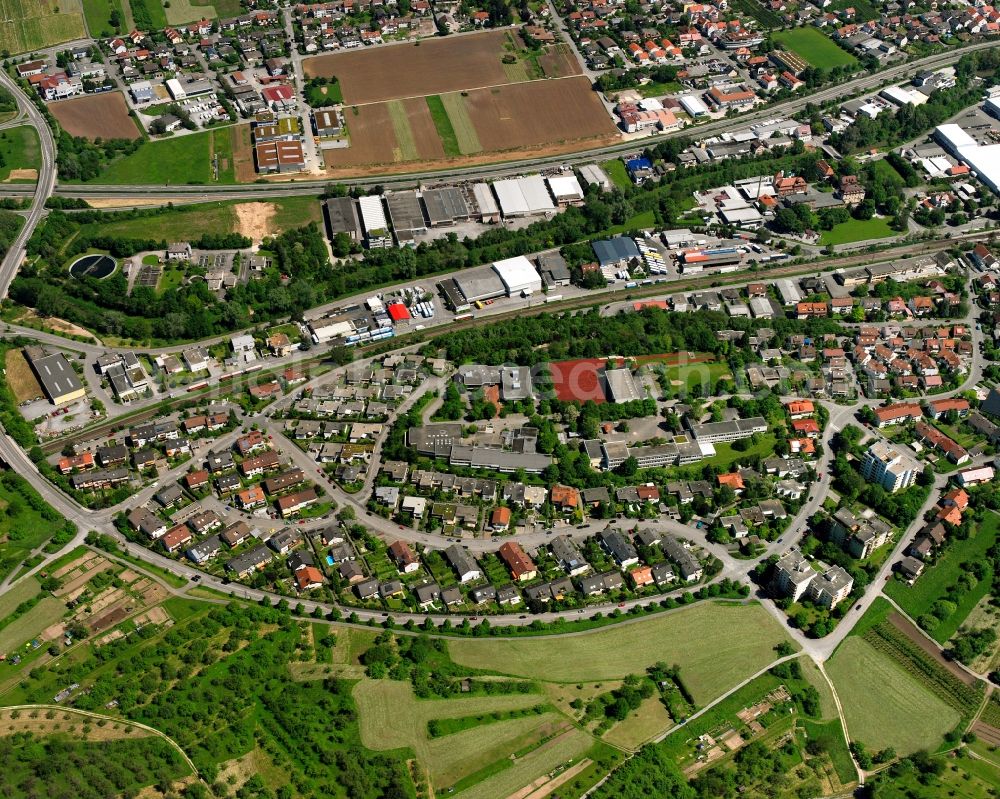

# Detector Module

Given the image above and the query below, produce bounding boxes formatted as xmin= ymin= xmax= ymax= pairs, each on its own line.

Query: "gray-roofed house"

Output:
xmin=598 ymin=530 xmax=639 ymax=568
xmin=444 ymin=545 xmax=482 ymax=583
xmin=415 ymin=582 xmax=441 ymax=609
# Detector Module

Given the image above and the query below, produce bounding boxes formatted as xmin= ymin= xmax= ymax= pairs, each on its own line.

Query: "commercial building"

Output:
xmin=492 ymin=175 xmax=556 ymax=218
xmin=492 ymin=256 xmax=542 ymax=296
xmin=860 ymin=441 xmax=920 ymax=493
xmin=358 ymin=195 xmax=391 ymax=249
xmin=422 ymin=187 xmax=470 ymax=226
xmin=935 ymin=123 xmax=1000 ymax=196
xmin=254 ymin=140 xmax=305 ymax=174
xmin=592 ymin=236 xmax=640 ymax=268
xmin=472 ymin=182 xmax=500 ymax=223
xmin=26 ymin=348 xmax=85 ymax=406
xmin=547 ymin=174 xmax=585 ymax=206
xmin=679 ymin=94 xmax=709 ymax=116
xmin=385 ymin=190 xmax=426 ymax=246
xmin=323 ymin=197 xmax=363 ymax=243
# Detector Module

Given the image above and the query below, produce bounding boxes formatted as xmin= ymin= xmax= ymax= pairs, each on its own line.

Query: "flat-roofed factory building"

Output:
xmin=422 ymin=187 xmax=471 ymax=226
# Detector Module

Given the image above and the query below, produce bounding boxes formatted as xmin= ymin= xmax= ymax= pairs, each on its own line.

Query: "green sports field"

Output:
xmin=773 ymin=27 xmax=858 ymax=69
xmin=826 ymin=636 xmax=959 ymax=754
xmin=448 ymin=601 xmax=795 ymax=705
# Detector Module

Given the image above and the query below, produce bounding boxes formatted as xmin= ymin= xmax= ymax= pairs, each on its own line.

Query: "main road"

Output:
xmin=0 ymin=69 xmax=56 ymax=298
xmin=0 ymin=41 xmax=989 ymax=202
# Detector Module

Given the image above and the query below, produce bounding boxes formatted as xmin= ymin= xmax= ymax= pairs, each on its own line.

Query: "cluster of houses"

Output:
xmin=851 ymin=323 xmax=972 ymax=397
xmin=56 ymin=409 xmax=232 ymax=493
xmin=351 ymin=526 xmax=708 ymax=612
xmin=293 ymin=0 xmax=437 ymax=52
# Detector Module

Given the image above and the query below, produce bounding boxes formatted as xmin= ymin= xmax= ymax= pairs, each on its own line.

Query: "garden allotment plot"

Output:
xmin=307 ymin=30 xmax=619 ymax=174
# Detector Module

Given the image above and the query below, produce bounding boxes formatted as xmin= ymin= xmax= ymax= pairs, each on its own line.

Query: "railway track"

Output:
xmin=36 ymin=228 xmax=980 ymax=454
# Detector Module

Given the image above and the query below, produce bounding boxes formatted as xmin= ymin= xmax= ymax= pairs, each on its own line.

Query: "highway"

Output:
xmin=0 ymin=42 xmax=987 ymax=203
xmin=0 ymin=69 xmax=55 ymax=298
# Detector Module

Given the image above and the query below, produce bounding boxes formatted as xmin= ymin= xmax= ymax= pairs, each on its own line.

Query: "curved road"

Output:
xmin=0 ymin=70 xmax=56 ymax=298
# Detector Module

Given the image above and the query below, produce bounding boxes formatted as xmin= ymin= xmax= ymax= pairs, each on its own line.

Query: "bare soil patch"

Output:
xmin=888 ymin=611 xmax=977 ymax=686
xmin=304 ymin=31 xmax=514 ymax=103
xmin=538 ymin=44 xmax=582 ymax=78
xmin=326 ymin=103 xmax=399 ymax=169
xmin=50 ymin=92 xmax=141 ymax=140
xmin=4 ymin=168 xmax=37 ymax=181
xmin=233 ymin=202 xmax=276 ymax=243
xmin=466 ymin=77 xmax=617 ymax=152
xmin=403 ymin=96 xmax=446 ymax=160
xmin=973 ymin=721 xmax=1000 ymax=746
xmin=20 ymin=309 xmax=99 ymax=340
xmin=86 ymin=197 xmax=172 ymax=208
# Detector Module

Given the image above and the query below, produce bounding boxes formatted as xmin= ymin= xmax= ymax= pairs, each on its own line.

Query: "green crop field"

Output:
xmin=820 ymin=217 xmax=896 ymax=245
xmin=448 ymin=602 xmax=795 ymax=705
xmin=826 ymin=636 xmax=959 ymax=754
xmin=0 ymin=0 xmax=86 ymax=54
xmin=439 ymin=92 xmax=482 ymax=155
xmin=81 ymin=0 xmax=124 ymax=37
xmin=426 ymin=95 xmax=460 ymax=157
xmin=773 ymin=27 xmax=858 ymax=69
xmin=456 ymin=729 xmax=597 ymax=799
xmin=886 ymin=512 xmax=1000 ymax=642
xmin=386 ymin=100 xmax=419 ymax=162
xmin=353 ymin=679 xmax=562 ymax=791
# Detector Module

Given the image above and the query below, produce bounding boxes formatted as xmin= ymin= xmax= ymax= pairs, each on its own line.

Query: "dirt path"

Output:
xmin=887 ymin=611 xmax=977 ymax=686
xmin=233 ymin=202 xmax=276 ymax=243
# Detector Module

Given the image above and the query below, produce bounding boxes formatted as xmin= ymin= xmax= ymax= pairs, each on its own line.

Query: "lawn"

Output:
xmin=591 ymin=210 xmax=656 ymax=238
xmin=602 ymin=693 xmax=673 ymax=750
xmin=353 ymin=678 xmax=558 ymax=791
xmin=602 ymin=159 xmax=631 ymax=189
xmin=773 ymin=27 xmax=858 ymax=69
xmin=88 ymin=131 xmax=219 ymax=184
xmin=885 ymin=512 xmax=1000 ymax=643
xmin=0 ymin=577 xmax=40 ymax=622
xmin=637 ymin=81 xmax=683 ymax=98
xmin=81 ymin=0 xmax=124 ymax=37
xmin=702 ymin=434 xmax=778 ymax=472
xmin=0 ymin=125 xmax=40 ymax=181
xmin=0 ymin=595 xmax=66 ymax=653
xmin=426 ymin=95 xmax=460 ymax=157
xmin=819 ymin=217 xmax=896 ymax=245
xmin=448 ymin=602 xmax=796 ymax=705
xmin=826 ymin=636 xmax=959 ymax=755
xmin=156 ymin=266 xmax=184 ymax=294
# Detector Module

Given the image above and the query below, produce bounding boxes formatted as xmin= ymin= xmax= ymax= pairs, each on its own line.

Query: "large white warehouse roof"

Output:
xmin=493 ymin=256 xmax=542 ymax=295
xmin=357 ymin=195 xmax=388 ymax=234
